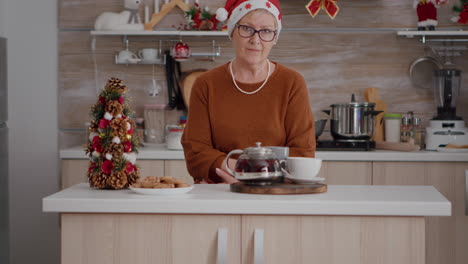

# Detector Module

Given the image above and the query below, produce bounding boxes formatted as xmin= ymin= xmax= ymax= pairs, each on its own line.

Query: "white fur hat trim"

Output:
xmin=216 ymin=7 xmax=229 ymax=21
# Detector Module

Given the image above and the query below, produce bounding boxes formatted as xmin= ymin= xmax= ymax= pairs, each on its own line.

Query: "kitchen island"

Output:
xmin=43 ymin=183 xmax=450 ymax=264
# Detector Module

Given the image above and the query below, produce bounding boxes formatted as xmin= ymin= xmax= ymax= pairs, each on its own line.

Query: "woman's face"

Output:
xmin=232 ymin=10 xmax=277 ymax=66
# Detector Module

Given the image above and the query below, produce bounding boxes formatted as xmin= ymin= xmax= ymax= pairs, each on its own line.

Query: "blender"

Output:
xmin=425 ymin=69 xmax=468 ymax=150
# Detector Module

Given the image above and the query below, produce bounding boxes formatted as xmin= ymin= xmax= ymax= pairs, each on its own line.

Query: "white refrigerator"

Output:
xmin=0 ymin=36 xmax=9 ymax=264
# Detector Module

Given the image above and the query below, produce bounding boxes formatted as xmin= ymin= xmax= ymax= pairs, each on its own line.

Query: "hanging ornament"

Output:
xmin=305 ymin=0 xmax=339 ymax=19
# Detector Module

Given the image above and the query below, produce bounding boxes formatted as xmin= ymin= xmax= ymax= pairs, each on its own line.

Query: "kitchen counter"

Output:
xmin=43 ymin=183 xmax=450 ymax=216
xmin=46 ymin=183 xmax=450 ymax=263
xmin=60 ymin=145 xmax=468 ymax=162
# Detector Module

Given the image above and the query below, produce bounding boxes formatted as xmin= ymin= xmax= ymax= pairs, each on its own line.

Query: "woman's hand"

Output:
xmin=214 ymin=157 xmax=239 ymax=184
xmin=215 ymin=168 xmax=239 ymax=184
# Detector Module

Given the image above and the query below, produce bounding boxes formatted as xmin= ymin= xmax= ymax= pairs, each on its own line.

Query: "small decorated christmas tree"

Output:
xmin=85 ymin=77 xmax=140 ymax=189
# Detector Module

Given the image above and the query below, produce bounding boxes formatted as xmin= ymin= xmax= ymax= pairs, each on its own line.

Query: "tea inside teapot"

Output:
xmin=225 ymin=142 xmax=284 ymax=185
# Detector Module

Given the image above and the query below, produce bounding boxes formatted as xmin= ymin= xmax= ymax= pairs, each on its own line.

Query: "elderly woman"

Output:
xmin=181 ymin=0 xmax=315 ymax=184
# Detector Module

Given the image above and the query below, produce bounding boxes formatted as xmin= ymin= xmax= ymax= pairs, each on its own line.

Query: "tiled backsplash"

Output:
xmin=59 ymin=0 xmax=468 ymax=148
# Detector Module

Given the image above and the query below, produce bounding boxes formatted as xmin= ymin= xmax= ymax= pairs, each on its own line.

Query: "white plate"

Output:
xmin=286 ymin=177 xmax=325 ymax=184
xmin=129 ymin=186 xmax=194 ymax=195
xmin=436 ymin=147 xmax=468 ymax=153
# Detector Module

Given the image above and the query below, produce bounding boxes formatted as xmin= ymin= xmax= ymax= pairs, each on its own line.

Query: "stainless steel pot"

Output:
xmin=324 ymin=94 xmax=382 ymax=140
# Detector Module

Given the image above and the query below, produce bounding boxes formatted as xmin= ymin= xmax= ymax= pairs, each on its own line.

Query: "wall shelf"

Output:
xmin=397 ymin=30 xmax=468 ymax=61
xmin=397 ymin=30 xmax=468 ymax=43
xmin=91 ymin=30 xmax=228 ymax=37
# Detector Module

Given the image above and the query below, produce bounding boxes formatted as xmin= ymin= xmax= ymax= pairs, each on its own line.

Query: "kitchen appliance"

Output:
xmin=426 ymin=69 xmax=468 ymax=150
xmin=225 ymin=142 xmax=283 ymax=185
xmin=317 ymin=94 xmax=382 ymax=151
xmin=0 ymin=36 xmax=9 ymax=264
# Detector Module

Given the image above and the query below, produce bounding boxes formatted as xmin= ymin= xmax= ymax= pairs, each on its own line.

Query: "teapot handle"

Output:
xmin=225 ymin=149 xmax=243 ymax=176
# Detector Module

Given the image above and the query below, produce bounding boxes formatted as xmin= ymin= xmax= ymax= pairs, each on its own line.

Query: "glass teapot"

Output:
xmin=225 ymin=142 xmax=283 ymax=185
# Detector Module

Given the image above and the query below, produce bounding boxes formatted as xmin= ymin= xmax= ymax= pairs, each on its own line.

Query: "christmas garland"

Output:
xmin=181 ymin=3 xmax=226 ymax=31
xmin=85 ymin=77 xmax=140 ymax=190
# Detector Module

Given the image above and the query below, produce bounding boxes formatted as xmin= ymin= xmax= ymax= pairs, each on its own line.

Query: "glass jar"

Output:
xmin=400 ymin=116 xmax=411 ymax=143
xmin=384 ymin=113 xmax=402 ymax=143
xmin=166 ymin=127 xmax=184 ymax=150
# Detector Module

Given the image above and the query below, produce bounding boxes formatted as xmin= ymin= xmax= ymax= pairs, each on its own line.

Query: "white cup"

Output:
xmin=286 ymin=157 xmax=322 ymax=179
xmin=138 ymin=48 xmax=158 ymax=61
xmin=117 ymin=50 xmax=140 ymax=63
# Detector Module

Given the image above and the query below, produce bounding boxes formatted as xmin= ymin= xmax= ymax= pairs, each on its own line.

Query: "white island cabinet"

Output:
xmin=43 ymin=183 xmax=450 ymax=264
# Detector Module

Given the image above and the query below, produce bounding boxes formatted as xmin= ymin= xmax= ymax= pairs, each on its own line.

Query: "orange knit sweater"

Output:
xmin=181 ymin=62 xmax=315 ymax=183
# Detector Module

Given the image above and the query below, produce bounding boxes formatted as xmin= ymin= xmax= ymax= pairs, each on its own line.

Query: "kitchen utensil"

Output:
xmin=409 ymin=56 xmax=443 ymax=89
xmin=116 ymin=49 xmax=140 ymax=64
xmin=383 ymin=113 xmax=402 ymax=143
xmin=225 ymin=142 xmax=283 ymax=185
xmin=138 ymin=48 xmax=158 ymax=62
xmin=286 ymin=177 xmax=325 ymax=184
xmin=129 ymin=185 xmax=193 ymax=195
xmin=324 ymin=94 xmax=383 ymax=140
xmin=230 ymin=182 xmax=327 ymax=194
xmin=166 ymin=126 xmax=183 ymax=150
xmin=364 ymin=87 xmax=387 ymax=142
xmin=284 ymin=157 xmax=322 ymax=180
xmin=179 ymin=69 xmax=207 ymax=108
xmin=315 ymin=119 xmax=327 ymax=139
xmin=165 ymin=51 xmax=185 ymax=110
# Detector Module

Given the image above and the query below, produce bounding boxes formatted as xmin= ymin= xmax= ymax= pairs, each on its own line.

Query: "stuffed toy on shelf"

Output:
xmin=414 ymin=0 xmax=448 ymax=30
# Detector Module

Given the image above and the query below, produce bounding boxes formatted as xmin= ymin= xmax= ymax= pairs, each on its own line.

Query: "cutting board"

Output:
xmin=230 ymin=182 xmax=327 ymax=195
xmin=365 ymin=88 xmax=387 ymax=142
xmin=179 ymin=69 xmax=207 ymax=109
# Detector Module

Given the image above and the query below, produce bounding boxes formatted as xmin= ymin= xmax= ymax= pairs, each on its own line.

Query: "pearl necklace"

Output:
xmin=229 ymin=58 xmax=271 ymax=95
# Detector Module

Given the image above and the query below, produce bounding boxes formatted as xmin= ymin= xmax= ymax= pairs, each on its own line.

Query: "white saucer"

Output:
xmin=286 ymin=177 xmax=325 ymax=184
xmin=436 ymin=147 xmax=468 ymax=153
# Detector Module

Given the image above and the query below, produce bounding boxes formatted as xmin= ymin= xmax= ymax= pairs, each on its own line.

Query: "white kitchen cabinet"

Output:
xmin=240 ymin=215 xmax=423 ymax=264
xmin=61 ymin=214 xmax=241 ymax=264
xmin=60 ymin=213 xmax=424 ymax=264
xmin=373 ymin=161 xmax=468 ymax=264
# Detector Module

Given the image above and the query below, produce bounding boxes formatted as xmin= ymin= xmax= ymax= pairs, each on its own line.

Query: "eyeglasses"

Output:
xmin=236 ymin=24 xmax=277 ymax=42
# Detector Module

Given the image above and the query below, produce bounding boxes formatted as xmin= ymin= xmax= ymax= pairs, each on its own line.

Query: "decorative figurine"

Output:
xmin=414 ymin=0 xmax=448 ymax=31
xmin=94 ymin=0 xmax=144 ymax=30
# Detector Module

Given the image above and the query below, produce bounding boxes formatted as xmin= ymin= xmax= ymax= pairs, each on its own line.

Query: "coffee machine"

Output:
xmin=425 ymin=69 xmax=468 ymax=150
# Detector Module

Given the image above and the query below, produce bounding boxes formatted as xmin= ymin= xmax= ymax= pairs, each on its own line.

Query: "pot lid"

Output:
xmin=244 ymin=142 xmax=274 ymax=158
xmin=330 ymin=102 xmax=375 ymax=107
xmin=330 ymin=93 xmax=375 ymax=107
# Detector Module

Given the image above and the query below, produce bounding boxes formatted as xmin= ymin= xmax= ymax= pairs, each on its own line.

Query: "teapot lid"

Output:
xmin=244 ymin=142 xmax=274 ymax=158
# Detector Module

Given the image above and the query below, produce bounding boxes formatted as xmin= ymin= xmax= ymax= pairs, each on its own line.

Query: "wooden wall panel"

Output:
xmin=58 ymin=0 xmax=468 ymax=147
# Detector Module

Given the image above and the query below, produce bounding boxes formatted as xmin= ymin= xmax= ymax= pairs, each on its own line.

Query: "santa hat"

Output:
xmin=216 ymin=0 xmax=282 ymax=39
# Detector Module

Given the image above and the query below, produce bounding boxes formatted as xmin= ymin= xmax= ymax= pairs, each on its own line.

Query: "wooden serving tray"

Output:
xmin=230 ymin=182 xmax=327 ymax=195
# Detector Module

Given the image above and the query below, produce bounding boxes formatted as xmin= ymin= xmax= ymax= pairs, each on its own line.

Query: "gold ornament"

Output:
xmin=127 ymin=134 xmax=132 ymax=140
xmin=99 ymin=133 xmax=105 ymax=138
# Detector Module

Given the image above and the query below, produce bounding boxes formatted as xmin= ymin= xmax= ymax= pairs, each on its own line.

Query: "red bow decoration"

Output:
xmin=305 ymin=0 xmax=339 ymax=19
